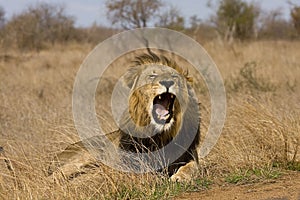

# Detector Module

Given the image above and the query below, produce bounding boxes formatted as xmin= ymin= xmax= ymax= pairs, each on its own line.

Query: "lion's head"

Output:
xmin=121 ymin=53 xmax=196 ymax=136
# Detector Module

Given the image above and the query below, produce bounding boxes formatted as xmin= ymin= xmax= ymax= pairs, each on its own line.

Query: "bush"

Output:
xmin=3 ymin=3 xmax=76 ymax=51
xmin=226 ymin=61 xmax=276 ymax=93
xmin=213 ymin=0 xmax=260 ymax=41
xmin=258 ymin=9 xmax=296 ymax=39
xmin=0 ymin=6 xmax=4 ymax=29
xmin=291 ymin=5 xmax=300 ymax=36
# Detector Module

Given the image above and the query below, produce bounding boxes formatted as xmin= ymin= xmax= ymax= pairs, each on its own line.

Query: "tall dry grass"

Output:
xmin=0 ymin=40 xmax=299 ymax=199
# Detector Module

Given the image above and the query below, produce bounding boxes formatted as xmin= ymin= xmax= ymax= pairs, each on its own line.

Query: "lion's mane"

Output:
xmin=117 ymin=52 xmax=200 ymax=176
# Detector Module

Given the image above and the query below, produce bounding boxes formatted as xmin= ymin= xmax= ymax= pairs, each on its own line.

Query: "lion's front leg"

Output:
xmin=170 ymin=161 xmax=197 ymax=182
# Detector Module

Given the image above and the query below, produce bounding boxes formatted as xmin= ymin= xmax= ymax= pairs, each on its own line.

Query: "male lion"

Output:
xmin=49 ymin=52 xmax=200 ymax=182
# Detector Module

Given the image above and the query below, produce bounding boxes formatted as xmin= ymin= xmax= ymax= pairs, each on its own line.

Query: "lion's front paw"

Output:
xmin=170 ymin=161 xmax=197 ymax=182
xmin=170 ymin=171 xmax=192 ymax=182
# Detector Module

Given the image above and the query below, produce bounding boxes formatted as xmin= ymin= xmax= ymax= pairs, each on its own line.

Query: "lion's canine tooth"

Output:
xmin=171 ymin=94 xmax=174 ymax=99
xmin=158 ymin=95 xmax=161 ymax=100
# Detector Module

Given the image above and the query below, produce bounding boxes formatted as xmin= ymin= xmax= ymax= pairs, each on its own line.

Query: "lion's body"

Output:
xmin=49 ymin=52 xmax=200 ymax=182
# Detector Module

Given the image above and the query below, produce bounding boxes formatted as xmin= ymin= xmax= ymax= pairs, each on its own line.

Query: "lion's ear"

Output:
xmin=122 ymin=67 xmax=140 ymax=89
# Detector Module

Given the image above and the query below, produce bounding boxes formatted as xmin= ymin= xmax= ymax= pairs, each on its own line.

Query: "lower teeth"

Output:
xmin=158 ymin=114 xmax=169 ymax=120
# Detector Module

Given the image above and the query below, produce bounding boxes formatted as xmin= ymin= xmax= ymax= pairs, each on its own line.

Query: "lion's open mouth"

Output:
xmin=152 ymin=92 xmax=176 ymax=124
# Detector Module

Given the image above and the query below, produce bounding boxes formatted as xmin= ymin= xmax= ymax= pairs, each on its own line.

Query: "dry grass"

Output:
xmin=0 ymin=40 xmax=299 ymax=199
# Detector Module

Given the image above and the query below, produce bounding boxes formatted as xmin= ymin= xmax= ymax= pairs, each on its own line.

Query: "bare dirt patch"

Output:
xmin=176 ymin=172 xmax=300 ymax=200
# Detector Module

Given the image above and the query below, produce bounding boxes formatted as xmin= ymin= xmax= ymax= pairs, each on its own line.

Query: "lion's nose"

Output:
xmin=159 ymin=80 xmax=174 ymax=89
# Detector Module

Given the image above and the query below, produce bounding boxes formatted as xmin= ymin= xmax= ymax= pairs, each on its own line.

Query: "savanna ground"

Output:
xmin=0 ymin=39 xmax=300 ymax=199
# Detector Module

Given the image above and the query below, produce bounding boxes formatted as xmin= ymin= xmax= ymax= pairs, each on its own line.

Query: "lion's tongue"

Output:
xmin=154 ymin=104 xmax=169 ymax=117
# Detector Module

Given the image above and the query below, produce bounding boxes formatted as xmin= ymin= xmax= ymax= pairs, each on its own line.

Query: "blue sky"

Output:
xmin=0 ymin=0 xmax=298 ymax=27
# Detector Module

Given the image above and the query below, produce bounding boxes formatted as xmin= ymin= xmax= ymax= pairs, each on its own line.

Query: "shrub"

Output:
xmin=213 ymin=0 xmax=260 ymax=41
xmin=3 ymin=3 xmax=76 ymax=51
xmin=226 ymin=61 xmax=277 ymax=93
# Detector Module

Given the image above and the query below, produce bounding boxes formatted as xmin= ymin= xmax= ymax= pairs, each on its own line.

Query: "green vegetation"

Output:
xmin=225 ymin=168 xmax=282 ymax=184
xmin=104 ymin=178 xmax=212 ymax=199
xmin=215 ymin=0 xmax=259 ymax=40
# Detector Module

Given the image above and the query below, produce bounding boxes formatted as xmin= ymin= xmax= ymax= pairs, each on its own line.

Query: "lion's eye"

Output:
xmin=149 ymin=74 xmax=157 ymax=79
xmin=172 ymin=75 xmax=179 ymax=79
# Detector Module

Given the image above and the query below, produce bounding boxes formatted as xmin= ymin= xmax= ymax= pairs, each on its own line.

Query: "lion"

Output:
xmin=48 ymin=52 xmax=200 ymax=182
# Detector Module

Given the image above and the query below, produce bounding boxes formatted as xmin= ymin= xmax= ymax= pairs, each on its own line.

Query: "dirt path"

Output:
xmin=175 ymin=171 xmax=300 ymax=200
